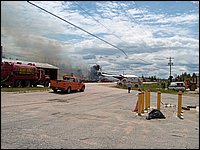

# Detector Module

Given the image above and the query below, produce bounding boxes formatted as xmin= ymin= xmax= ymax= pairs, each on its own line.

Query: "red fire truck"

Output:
xmin=1 ymin=61 xmax=50 ymax=88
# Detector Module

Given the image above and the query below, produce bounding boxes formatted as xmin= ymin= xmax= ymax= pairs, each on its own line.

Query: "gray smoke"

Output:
xmin=1 ymin=1 xmax=90 ymax=80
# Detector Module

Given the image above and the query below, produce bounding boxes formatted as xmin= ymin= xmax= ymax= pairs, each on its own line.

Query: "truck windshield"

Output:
xmin=64 ymin=77 xmax=75 ymax=82
xmin=177 ymin=83 xmax=184 ymax=87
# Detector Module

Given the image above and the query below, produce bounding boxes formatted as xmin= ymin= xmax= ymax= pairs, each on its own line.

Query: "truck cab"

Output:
xmin=35 ymin=68 xmax=50 ymax=87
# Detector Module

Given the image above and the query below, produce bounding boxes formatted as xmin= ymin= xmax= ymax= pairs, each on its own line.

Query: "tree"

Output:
xmin=192 ymin=73 xmax=196 ymax=77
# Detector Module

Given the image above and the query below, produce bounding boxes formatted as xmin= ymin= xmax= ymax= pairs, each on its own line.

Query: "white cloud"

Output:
xmin=1 ymin=1 xmax=199 ymax=79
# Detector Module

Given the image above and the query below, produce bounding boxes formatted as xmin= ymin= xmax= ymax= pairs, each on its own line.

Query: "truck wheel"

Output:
xmin=24 ymin=80 xmax=31 ymax=87
xmin=1 ymin=84 xmax=9 ymax=88
xmin=53 ymin=89 xmax=57 ymax=93
xmin=80 ymin=86 xmax=85 ymax=92
xmin=15 ymin=80 xmax=22 ymax=88
xmin=66 ymin=87 xmax=71 ymax=94
xmin=33 ymin=83 xmax=37 ymax=87
xmin=44 ymin=80 xmax=50 ymax=87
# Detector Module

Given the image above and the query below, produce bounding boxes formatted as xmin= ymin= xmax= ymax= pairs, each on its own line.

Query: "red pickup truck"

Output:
xmin=50 ymin=74 xmax=85 ymax=93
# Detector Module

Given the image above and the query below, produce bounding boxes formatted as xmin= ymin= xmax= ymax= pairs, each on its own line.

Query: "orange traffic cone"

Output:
xmin=133 ymin=100 xmax=138 ymax=112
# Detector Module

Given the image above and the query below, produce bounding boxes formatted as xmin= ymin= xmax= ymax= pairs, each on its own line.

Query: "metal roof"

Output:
xmin=120 ymin=74 xmax=139 ymax=78
xmin=2 ymin=58 xmax=59 ymax=69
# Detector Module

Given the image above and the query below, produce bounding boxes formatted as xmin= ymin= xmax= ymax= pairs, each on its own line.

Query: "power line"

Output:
xmin=27 ymin=1 xmax=166 ymax=72
xmin=27 ymin=1 xmax=128 ymax=57
xmin=112 ymin=1 xmax=164 ymax=69
xmin=73 ymin=1 xmax=154 ymax=67
xmin=74 ymin=1 xmax=107 ymax=29
xmin=132 ymin=1 xmax=152 ymax=31
xmin=117 ymin=2 xmax=143 ymax=31
xmin=73 ymin=1 xmax=128 ymax=45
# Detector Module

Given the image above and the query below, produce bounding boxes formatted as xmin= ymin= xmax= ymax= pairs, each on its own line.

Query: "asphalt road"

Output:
xmin=1 ymin=83 xmax=199 ymax=149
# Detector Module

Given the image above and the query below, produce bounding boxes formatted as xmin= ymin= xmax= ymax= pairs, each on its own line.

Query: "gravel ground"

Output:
xmin=1 ymin=83 xmax=199 ymax=149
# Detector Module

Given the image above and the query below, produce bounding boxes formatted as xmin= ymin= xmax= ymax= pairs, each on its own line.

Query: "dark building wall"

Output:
xmin=38 ymin=67 xmax=58 ymax=80
xmin=47 ymin=68 xmax=58 ymax=80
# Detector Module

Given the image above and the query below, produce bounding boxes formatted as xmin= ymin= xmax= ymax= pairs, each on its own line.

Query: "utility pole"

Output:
xmin=1 ymin=45 xmax=2 ymax=63
xmin=167 ymin=57 xmax=174 ymax=82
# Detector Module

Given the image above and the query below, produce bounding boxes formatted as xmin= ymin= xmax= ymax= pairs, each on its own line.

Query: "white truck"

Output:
xmin=117 ymin=74 xmax=143 ymax=88
xmin=168 ymin=82 xmax=185 ymax=92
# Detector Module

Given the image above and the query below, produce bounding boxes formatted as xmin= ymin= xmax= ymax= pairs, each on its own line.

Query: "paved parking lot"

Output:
xmin=1 ymin=83 xmax=199 ymax=149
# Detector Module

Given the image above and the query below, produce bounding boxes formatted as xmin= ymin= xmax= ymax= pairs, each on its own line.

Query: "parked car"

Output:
xmin=168 ymin=82 xmax=186 ymax=92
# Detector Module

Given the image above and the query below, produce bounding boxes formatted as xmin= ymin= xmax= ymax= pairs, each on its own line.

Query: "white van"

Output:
xmin=168 ymin=82 xmax=185 ymax=92
xmin=117 ymin=75 xmax=143 ymax=88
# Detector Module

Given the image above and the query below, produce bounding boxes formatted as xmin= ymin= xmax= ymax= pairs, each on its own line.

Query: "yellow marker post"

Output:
xmin=157 ymin=91 xmax=161 ymax=111
xmin=147 ymin=91 xmax=150 ymax=109
xmin=138 ymin=93 xmax=142 ymax=116
xmin=141 ymin=92 xmax=144 ymax=113
xmin=145 ymin=91 xmax=148 ymax=110
xmin=177 ymin=91 xmax=183 ymax=118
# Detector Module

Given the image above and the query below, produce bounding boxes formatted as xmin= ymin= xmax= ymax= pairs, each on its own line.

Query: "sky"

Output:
xmin=1 ymin=1 xmax=199 ymax=79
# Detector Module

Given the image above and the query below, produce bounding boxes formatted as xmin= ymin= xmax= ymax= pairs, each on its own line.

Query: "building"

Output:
xmin=2 ymin=58 xmax=59 ymax=80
